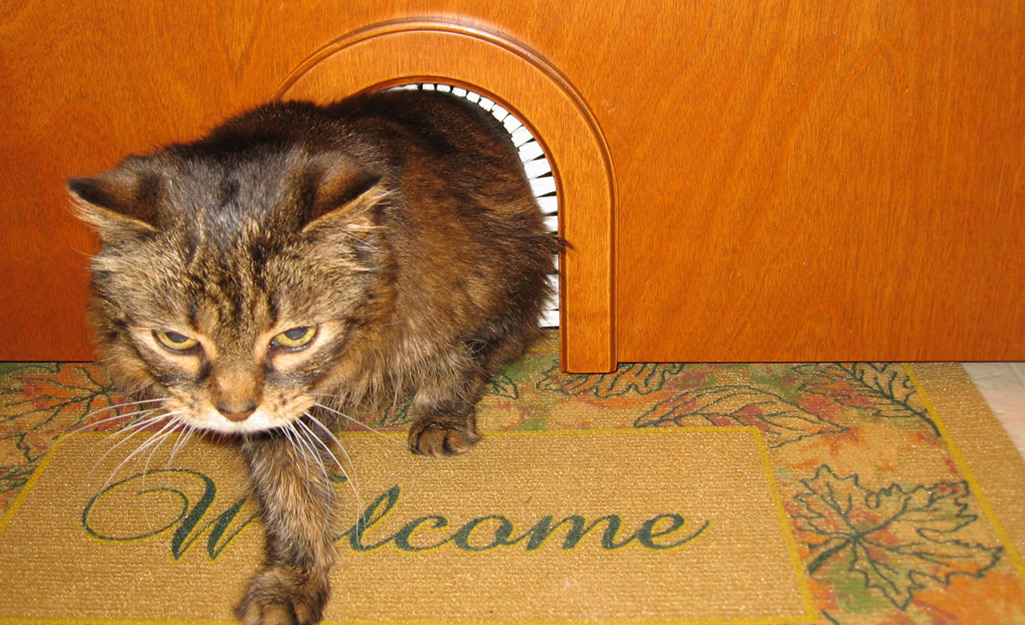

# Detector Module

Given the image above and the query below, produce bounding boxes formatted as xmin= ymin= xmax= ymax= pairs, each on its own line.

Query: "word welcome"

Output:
xmin=82 ymin=469 xmax=709 ymax=560
xmin=343 ymin=483 xmax=709 ymax=552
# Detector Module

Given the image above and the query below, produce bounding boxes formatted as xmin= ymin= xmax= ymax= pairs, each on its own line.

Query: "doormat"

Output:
xmin=1 ymin=333 xmax=1024 ymax=624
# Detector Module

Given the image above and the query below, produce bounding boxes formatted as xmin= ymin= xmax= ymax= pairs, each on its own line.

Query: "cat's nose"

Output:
xmin=218 ymin=407 xmax=256 ymax=422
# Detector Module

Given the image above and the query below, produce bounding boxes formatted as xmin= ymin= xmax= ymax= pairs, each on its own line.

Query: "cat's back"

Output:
xmin=327 ymin=89 xmax=521 ymax=159
xmin=205 ymin=90 xmax=522 ymax=174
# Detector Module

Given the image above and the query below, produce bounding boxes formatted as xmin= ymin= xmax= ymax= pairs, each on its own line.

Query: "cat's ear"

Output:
xmin=300 ymin=154 xmax=389 ymax=234
xmin=69 ymin=164 xmax=162 ymax=237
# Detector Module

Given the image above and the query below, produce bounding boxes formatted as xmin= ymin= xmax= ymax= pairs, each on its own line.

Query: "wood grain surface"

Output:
xmin=1 ymin=1 xmax=1022 ymax=366
xmin=612 ymin=0 xmax=1025 ymax=362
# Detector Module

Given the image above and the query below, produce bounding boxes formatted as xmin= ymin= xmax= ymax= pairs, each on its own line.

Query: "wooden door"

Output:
xmin=611 ymin=1 xmax=1025 ymax=363
xmin=1 ymin=1 xmax=1022 ymax=370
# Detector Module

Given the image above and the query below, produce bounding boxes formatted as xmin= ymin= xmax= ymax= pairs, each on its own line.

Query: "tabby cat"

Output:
xmin=70 ymin=90 xmax=559 ymax=624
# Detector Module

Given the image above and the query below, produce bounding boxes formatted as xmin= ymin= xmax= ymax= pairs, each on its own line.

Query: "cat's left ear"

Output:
xmin=300 ymin=154 xmax=389 ymax=234
xmin=68 ymin=162 xmax=162 ymax=238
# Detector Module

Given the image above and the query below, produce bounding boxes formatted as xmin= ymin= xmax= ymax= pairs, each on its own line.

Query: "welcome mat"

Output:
xmin=0 ymin=429 xmax=811 ymax=623
xmin=2 ymin=333 xmax=1025 ymax=624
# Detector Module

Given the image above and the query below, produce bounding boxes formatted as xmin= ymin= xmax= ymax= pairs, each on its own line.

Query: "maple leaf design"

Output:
xmin=795 ymin=465 xmax=1001 ymax=608
xmin=538 ymin=363 xmax=685 ymax=398
xmin=796 ymin=363 xmax=938 ymax=435
xmin=0 ymin=363 xmax=123 ymax=501
xmin=489 ymin=373 xmax=519 ymax=399
xmin=633 ymin=385 xmax=845 ymax=447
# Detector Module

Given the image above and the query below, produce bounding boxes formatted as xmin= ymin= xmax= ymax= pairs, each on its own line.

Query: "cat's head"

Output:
xmin=71 ymin=143 xmax=392 ymax=435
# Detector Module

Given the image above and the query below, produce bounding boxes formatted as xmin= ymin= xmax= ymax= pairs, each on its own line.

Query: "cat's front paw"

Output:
xmin=235 ymin=565 xmax=329 ymax=625
xmin=408 ymin=418 xmax=481 ymax=457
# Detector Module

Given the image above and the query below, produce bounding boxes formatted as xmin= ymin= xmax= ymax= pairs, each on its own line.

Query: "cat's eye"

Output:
xmin=154 ymin=330 xmax=199 ymax=352
xmin=271 ymin=326 xmax=317 ymax=350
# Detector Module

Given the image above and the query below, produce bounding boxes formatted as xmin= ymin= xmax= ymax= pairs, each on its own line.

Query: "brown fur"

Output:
xmin=70 ymin=90 xmax=559 ymax=624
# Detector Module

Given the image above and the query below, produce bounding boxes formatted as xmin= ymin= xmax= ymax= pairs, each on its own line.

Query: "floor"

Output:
xmin=964 ymin=362 xmax=1025 ymax=462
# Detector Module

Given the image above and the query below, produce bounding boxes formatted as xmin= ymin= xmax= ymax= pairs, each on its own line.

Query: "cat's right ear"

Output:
xmin=69 ymin=167 xmax=161 ymax=238
xmin=299 ymin=154 xmax=390 ymax=235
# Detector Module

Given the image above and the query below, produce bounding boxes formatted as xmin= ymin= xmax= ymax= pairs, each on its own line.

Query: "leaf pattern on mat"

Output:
xmin=367 ymin=399 xmax=413 ymax=428
xmin=796 ymin=465 xmax=1001 ymax=609
xmin=489 ymin=373 xmax=519 ymax=399
xmin=0 ymin=364 xmax=121 ymax=499
xmin=538 ymin=363 xmax=685 ymax=398
xmin=796 ymin=364 xmax=938 ymax=435
xmin=633 ymin=385 xmax=845 ymax=447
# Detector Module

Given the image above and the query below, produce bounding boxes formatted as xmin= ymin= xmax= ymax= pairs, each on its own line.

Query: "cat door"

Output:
xmin=390 ymin=83 xmax=560 ymax=328
xmin=275 ymin=20 xmax=616 ymax=370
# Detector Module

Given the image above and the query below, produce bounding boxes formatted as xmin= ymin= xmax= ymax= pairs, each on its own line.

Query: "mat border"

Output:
xmin=0 ymin=429 xmax=76 ymax=537
xmin=906 ymin=363 xmax=1025 ymax=583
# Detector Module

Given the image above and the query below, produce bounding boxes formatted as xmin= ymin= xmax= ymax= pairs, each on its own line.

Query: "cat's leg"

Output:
xmin=236 ymin=433 xmax=338 ymax=625
xmin=407 ymin=353 xmax=487 ymax=457
xmin=406 ymin=326 xmax=539 ymax=457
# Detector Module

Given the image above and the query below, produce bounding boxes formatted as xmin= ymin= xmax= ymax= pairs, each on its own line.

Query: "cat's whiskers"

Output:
xmin=279 ymin=424 xmax=340 ymax=524
xmin=112 ymin=408 xmax=172 ymax=434
xmin=291 ymin=419 xmax=334 ymax=476
xmin=83 ymin=396 xmax=168 ymax=419
xmin=70 ymin=407 xmax=159 ymax=437
xmin=69 ymin=397 xmax=170 ymax=434
xmin=302 ymin=416 xmax=360 ymax=499
xmin=137 ymin=417 xmax=188 ymax=480
xmin=96 ymin=410 xmax=173 ymax=461
xmin=293 ymin=414 xmax=341 ymax=467
xmin=309 ymin=400 xmax=412 ymax=451
xmin=299 ymin=413 xmax=364 ymax=533
xmin=119 ymin=413 xmax=183 ymax=468
xmin=95 ymin=409 xmax=187 ymax=487
xmin=167 ymin=421 xmax=197 ymax=466
xmin=303 ymin=412 xmax=367 ymax=498
xmin=282 ymin=422 xmax=326 ymax=480
xmin=121 ymin=417 xmax=193 ymax=513
xmin=98 ymin=410 xmax=186 ymax=491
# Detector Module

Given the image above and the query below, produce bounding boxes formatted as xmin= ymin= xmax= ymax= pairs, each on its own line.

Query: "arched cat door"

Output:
xmin=275 ymin=19 xmax=616 ymax=373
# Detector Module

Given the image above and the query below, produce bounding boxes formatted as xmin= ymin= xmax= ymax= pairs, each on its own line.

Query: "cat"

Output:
xmin=69 ymin=89 xmax=560 ymax=625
